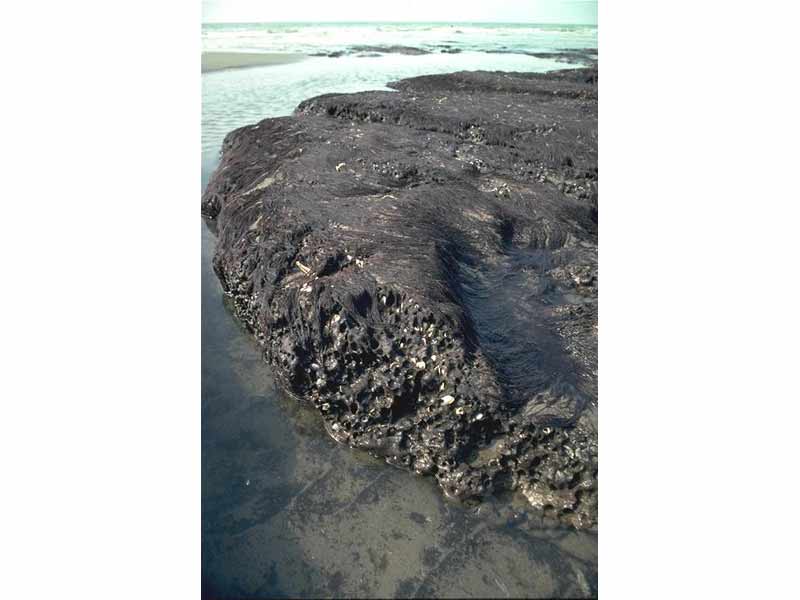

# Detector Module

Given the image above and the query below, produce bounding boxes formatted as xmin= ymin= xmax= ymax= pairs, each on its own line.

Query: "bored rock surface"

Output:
xmin=202 ymin=67 xmax=598 ymax=528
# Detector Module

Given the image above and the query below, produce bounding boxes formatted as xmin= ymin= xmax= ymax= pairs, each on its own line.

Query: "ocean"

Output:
xmin=202 ymin=22 xmax=597 ymax=598
xmin=202 ymin=22 xmax=596 ymax=161
xmin=202 ymin=21 xmax=597 ymax=56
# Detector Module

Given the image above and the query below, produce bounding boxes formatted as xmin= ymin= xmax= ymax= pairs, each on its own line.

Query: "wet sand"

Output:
xmin=202 ymin=52 xmax=307 ymax=73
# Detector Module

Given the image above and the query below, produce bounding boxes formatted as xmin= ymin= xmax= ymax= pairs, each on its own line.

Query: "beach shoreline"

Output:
xmin=201 ymin=51 xmax=307 ymax=73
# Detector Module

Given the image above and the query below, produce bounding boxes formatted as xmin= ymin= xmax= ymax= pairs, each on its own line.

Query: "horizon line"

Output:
xmin=201 ymin=20 xmax=598 ymax=27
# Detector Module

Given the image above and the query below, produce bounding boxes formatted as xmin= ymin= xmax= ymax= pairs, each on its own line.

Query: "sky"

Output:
xmin=201 ymin=0 xmax=597 ymax=25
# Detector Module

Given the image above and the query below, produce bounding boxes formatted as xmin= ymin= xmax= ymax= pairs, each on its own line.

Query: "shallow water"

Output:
xmin=202 ymin=31 xmax=597 ymax=598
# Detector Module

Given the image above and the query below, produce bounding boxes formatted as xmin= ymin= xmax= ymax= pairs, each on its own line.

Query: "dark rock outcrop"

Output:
xmin=350 ymin=44 xmax=431 ymax=56
xmin=202 ymin=67 xmax=598 ymax=528
xmin=525 ymin=49 xmax=598 ymax=66
xmin=486 ymin=47 xmax=598 ymax=67
xmin=311 ymin=45 xmax=432 ymax=58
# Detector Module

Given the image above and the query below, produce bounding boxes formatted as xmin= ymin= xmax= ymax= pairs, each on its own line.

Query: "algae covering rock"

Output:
xmin=202 ymin=67 xmax=598 ymax=528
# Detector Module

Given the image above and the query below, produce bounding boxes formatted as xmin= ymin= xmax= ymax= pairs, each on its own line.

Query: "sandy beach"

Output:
xmin=201 ymin=52 xmax=306 ymax=73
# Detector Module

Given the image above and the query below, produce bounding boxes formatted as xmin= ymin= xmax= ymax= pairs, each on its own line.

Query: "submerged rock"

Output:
xmin=525 ymin=49 xmax=598 ymax=66
xmin=485 ymin=47 xmax=598 ymax=67
xmin=202 ymin=67 xmax=598 ymax=528
xmin=350 ymin=44 xmax=431 ymax=56
xmin=310 ymin=45 xmax=432 ymax=58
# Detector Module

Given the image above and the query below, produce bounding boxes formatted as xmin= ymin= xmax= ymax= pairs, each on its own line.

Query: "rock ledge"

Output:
xmin=203 ymin=67 xmax=598 ymax=528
